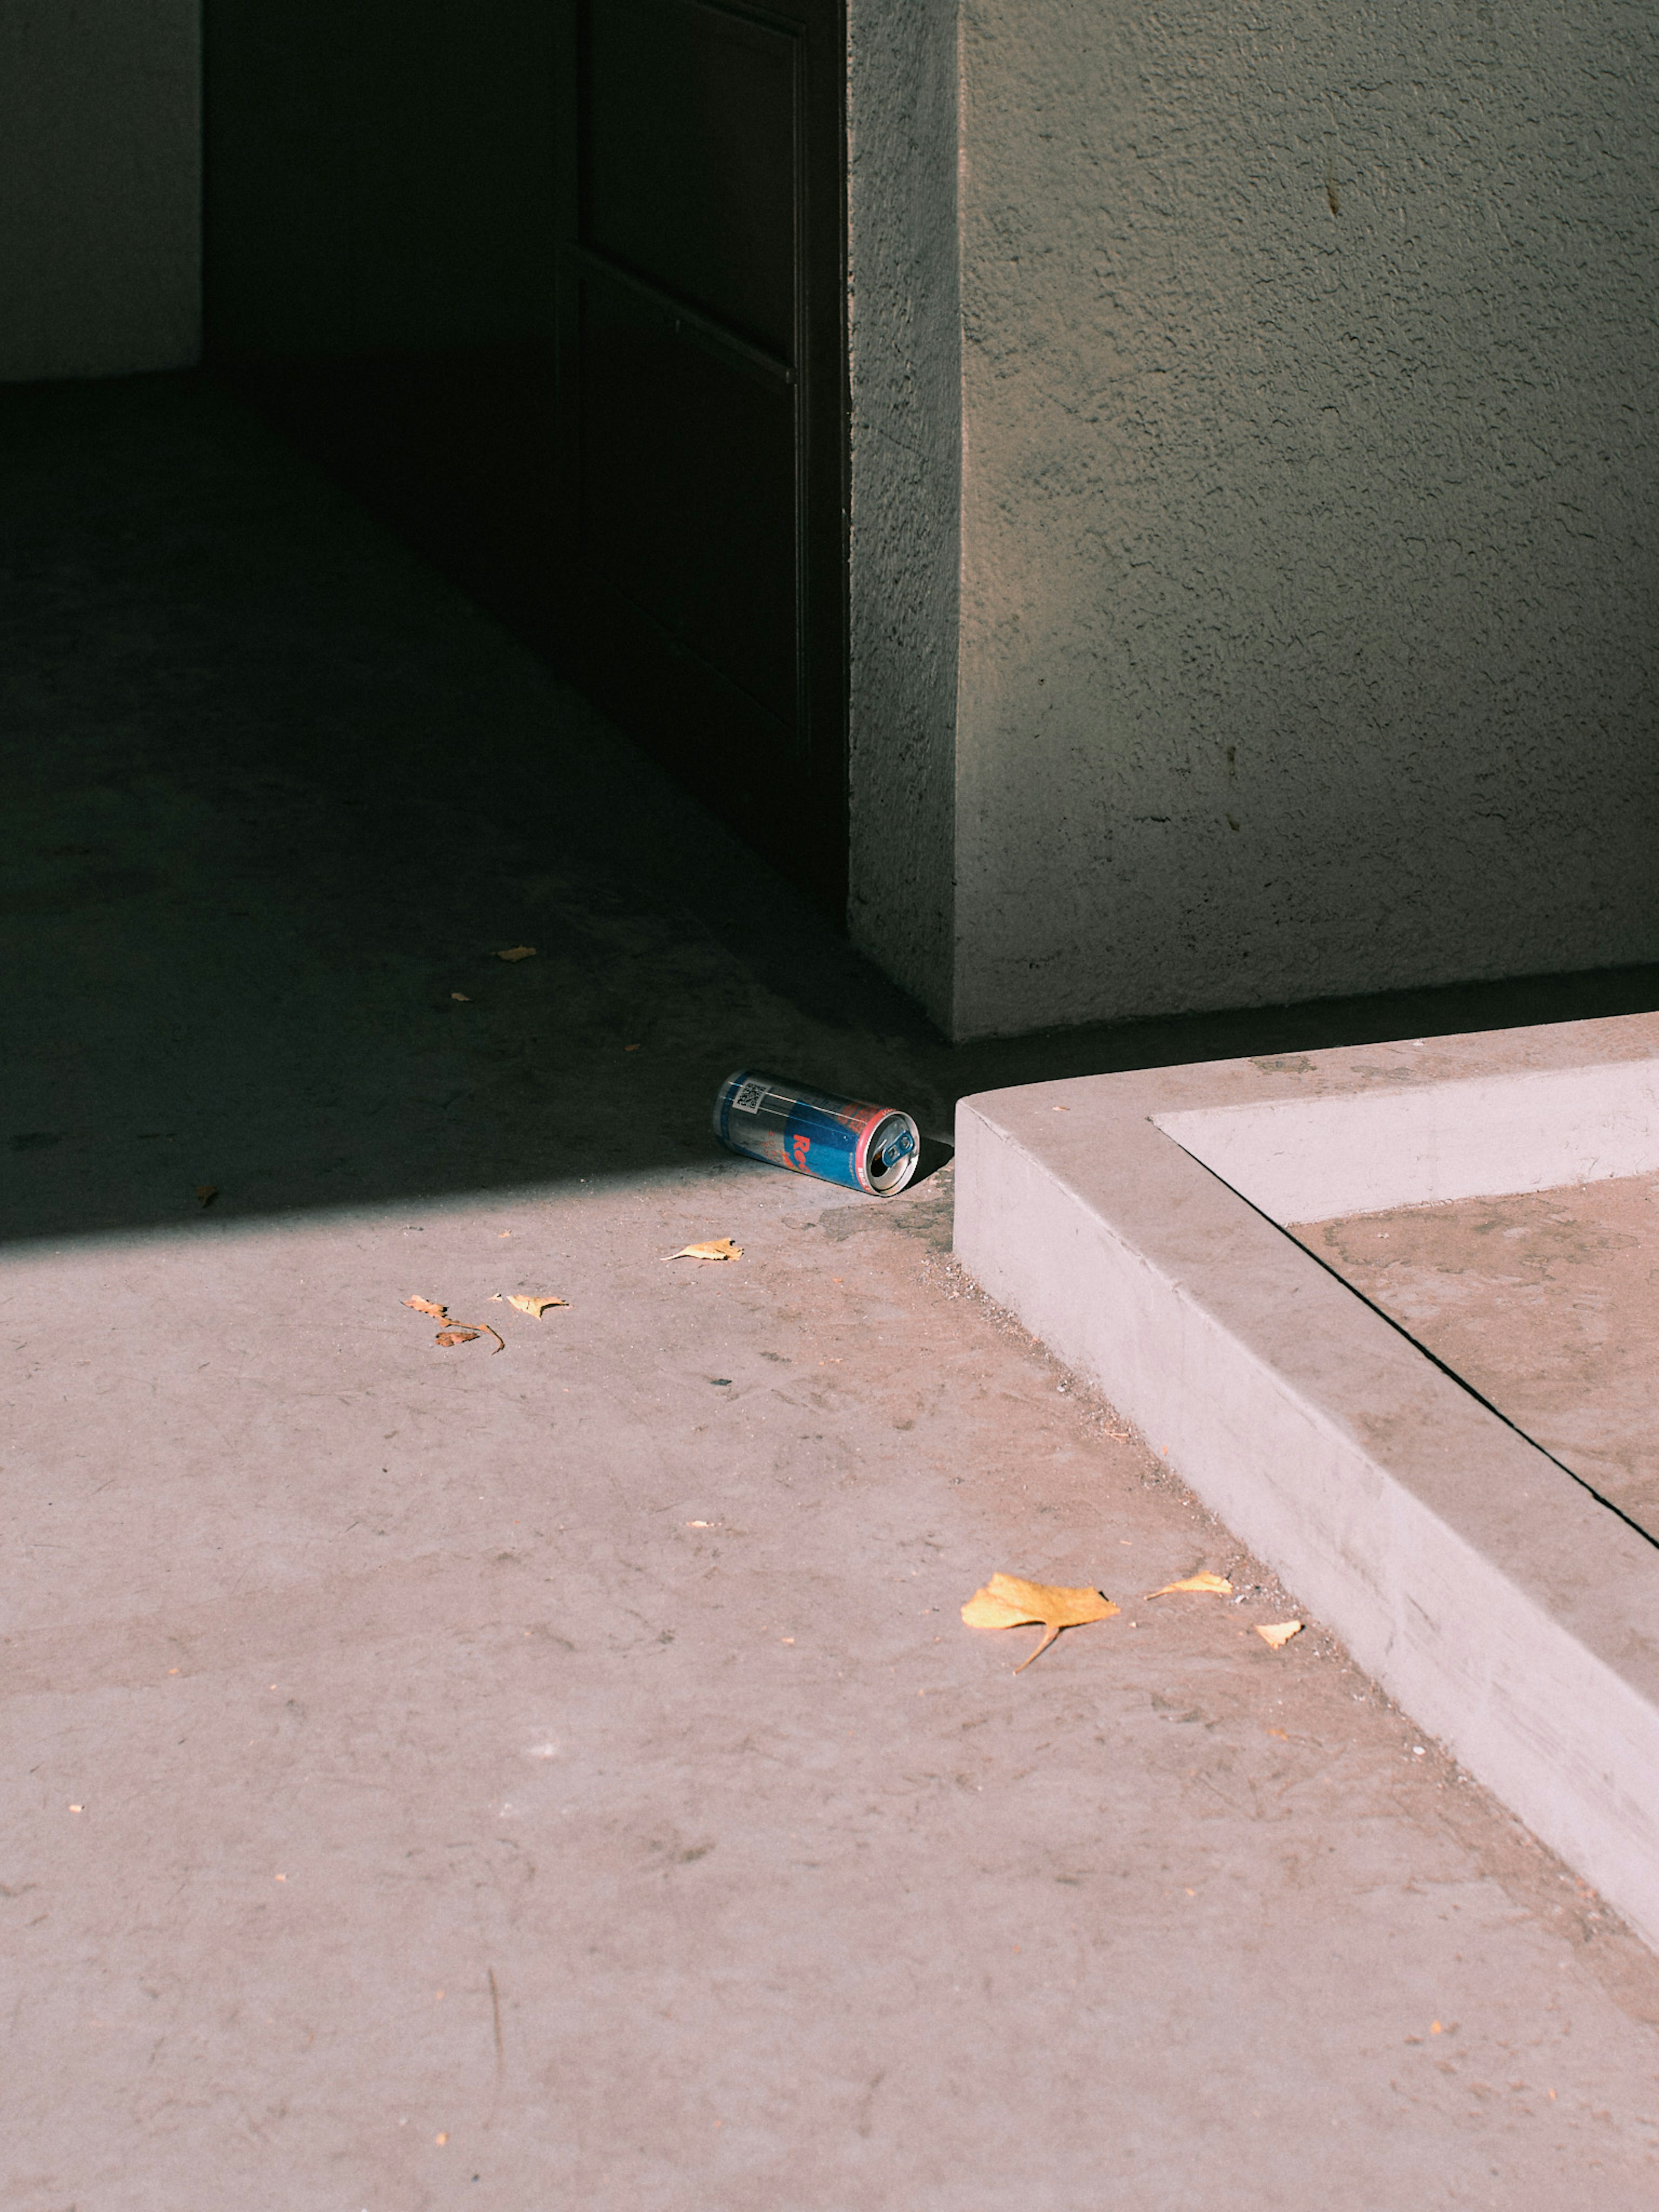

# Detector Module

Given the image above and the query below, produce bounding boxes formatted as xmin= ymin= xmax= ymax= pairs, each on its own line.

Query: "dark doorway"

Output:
xmin=202 ymin=2 xmax=565 ymax=642
xmin=202 ymin=1 xmax=849 ymax=914
xmin=553 ymin=0 xmax=849 ymax=909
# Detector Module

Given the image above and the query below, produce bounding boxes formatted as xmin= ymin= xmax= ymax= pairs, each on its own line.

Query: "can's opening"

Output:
xmin=866 ymin=1112 xmax=920 ymax=1195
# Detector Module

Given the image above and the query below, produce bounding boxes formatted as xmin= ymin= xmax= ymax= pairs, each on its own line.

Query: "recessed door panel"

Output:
xmin=584 ymin=0 xmax=798 ymax=356
xmin=577 ymin=273 xmax=797 ymax=726
xmin=556 ymin=0 xmax=847 ymax=908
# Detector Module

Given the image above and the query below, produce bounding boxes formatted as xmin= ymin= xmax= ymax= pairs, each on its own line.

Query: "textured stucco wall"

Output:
xmin=0 ymin=2 xmax=200 ymax=381
xmin=845 ymin=0 xmax=960 ymax=1027
xmin=949 ymin=1 xmax=1659 ymax=1039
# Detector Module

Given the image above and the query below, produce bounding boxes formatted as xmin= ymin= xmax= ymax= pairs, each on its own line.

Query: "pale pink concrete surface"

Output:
xmin=8 ymin=375 xmax=1659 ymax=2211
xmin=953 ymin=1025 xmax=1659 ymax=1955
xmin=7 ymin=1163 xmax=1659 ymax=2210
xmin=1294 ymin=1174 xmax=1659 ymax=1545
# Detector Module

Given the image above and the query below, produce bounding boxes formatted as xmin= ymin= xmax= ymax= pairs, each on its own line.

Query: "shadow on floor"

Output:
xmin=4 ymin=370 xmax=1657 ymax=1246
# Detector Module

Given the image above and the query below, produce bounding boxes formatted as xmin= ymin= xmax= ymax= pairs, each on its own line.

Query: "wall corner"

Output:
xmin=844 ymin=0 xmax=960 ymax=1035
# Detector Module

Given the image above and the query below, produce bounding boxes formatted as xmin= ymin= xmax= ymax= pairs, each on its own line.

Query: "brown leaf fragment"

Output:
xmin=494 ymin=945 xmax=536 ymax=962
xmin=433 ymin=1318 xmax=506 ymax=1354
xmin=505 ymin=1294 xmax=567 ymax=1316
xmin=195 ymin=1185 xmax=218 ymax=1208
xmin=960 ymin=1572 xmax=1119 ymax=1673
xmin=666 ymin=1238 xmax=742 ymax=1262
xmin=1145 ymin=1571 xmax=1233 ymax=1599
xmin=1256 ymin=1621 xmax=1303 ymax=1649
xmin=404 ymin=1296 xmax=448 ymax=1319
xmin=451 ymin=992 xmax=470 ymax=1002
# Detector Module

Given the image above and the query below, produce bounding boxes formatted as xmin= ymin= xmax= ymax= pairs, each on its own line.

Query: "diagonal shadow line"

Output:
xmin=6 ymin=372 xmax=1659 ymax=1251
xmin=1170 ymin=1145 xmax=1659 ymax=1554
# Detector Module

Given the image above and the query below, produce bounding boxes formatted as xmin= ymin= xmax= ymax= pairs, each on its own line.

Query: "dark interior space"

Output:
xmin=203 ymin=0 xmax=850 ymax=909
xmin=202 ymin=0 xmax=564 ymax=709
xmin=6 ymin=369 xmax=1657 ymax=1248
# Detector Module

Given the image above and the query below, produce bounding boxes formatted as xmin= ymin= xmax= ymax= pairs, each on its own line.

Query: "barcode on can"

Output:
xmin=732 ymin=1080 xmax=769 ymax=1115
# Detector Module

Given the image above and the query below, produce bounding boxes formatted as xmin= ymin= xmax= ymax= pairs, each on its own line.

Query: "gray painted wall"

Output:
xmin=845 ymin=0 xmax=960 ymax=1024
xmin=204 ymin=0 xmax=559 ymax=360
xmin=0 ymin=1 xmax=201 ymax=381
xmin=853 ymin=2 xmax=1659 ymax=1040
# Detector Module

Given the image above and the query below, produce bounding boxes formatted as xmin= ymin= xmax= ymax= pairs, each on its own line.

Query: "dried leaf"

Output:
xmin=960 ymin=1571 xmax=1119 ymax=1673
xmin=407 ymin=1294 xmax=505 ymax=1353
xmin=506 ymin=1294 xmax=567 ymax=1317
xmin=494 ymin=945 xmax=536 ymax=962
xmin=1146 ymin=1571 xmax=1233 ymax=1599
xmin=433 ymin=1318 xmax=505 ymax=1353
xmin=195 ymin=1184 xmax=218 ymax=1208
xmin=666 ymin=1238 xmax=742 ymax=1262
xmin=1256 ymin=1621 xmax=1303 ymax=1649
xmin=451 ymin=992 xmax=470 ymax=1002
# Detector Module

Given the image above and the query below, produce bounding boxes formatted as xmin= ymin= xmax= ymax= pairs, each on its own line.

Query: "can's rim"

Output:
xmin=864 ymin=1110 xmax=921 ymax=1195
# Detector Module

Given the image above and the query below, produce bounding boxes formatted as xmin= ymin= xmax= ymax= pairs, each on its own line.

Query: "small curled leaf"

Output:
xmin=1256 ymin=1621 xmax=1303 ymax=1650
xmin=1145 ymin=1571 xmax=1233 ymax=1599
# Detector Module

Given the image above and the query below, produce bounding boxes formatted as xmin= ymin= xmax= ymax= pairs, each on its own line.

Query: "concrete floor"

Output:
xmin=1299 ymin=1176 xmax=1659 ymax=1545
xmin=6 ymin=373 xmax=1659 ymax=2209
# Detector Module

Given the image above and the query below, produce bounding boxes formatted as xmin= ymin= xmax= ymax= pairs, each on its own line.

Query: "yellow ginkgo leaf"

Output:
xmin=1256 ymin=1621 xmax=1303 ymax=1649
xmin=666 ymin=1239 xmax=742 ymax=1262
xmin=505 ymin=1294 xmax=568 ymax=1316
xmin=1145 ymin=1571 xmax=1233 ymax=1599
xmin=961 ymin=1572 xmax=1119 ymax=1673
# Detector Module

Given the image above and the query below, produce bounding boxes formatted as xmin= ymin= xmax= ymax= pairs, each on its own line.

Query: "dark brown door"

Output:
xmin=555 ymin=0 xmax=848 ymax=908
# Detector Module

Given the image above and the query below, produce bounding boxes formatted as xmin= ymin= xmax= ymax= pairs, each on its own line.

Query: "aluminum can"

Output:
xmin=712 ymin=1070 xmax=921 ymax=1196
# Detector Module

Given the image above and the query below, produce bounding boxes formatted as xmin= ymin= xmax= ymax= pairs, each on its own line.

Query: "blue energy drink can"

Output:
xmin=712 ymin=1071 xmax=921 ymax=1195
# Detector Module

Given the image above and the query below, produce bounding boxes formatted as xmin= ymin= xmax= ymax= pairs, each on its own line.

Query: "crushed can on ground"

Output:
xmin=712 ymin=1070 xmax=921 ymax=1195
